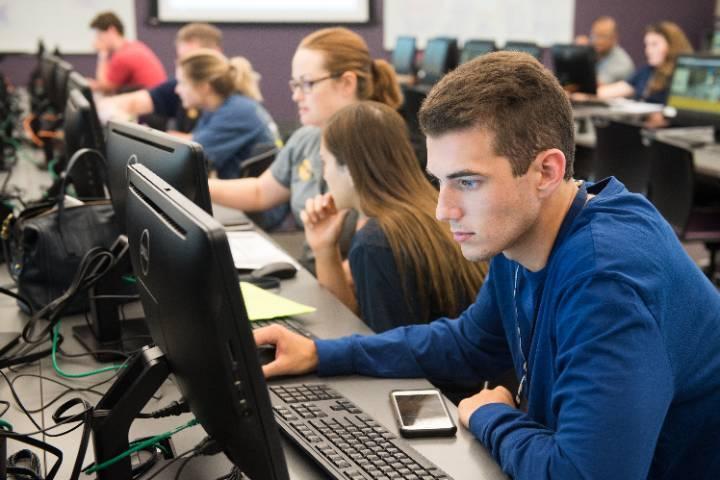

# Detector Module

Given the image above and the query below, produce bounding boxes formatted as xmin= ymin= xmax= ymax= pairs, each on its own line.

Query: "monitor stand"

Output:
xmin=73 ymin=236 xmax=150 ymax=362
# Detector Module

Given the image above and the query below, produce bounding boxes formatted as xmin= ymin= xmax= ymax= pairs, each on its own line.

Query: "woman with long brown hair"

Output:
xmin=598 ymin=21 xmax=693 ymax=104
xmin=301 ymin=101 xmax=487 ymax=332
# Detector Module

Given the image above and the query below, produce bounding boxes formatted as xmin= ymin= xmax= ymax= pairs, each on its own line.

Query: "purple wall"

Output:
xmin=1 ymin=0 xmax=714 ymax=124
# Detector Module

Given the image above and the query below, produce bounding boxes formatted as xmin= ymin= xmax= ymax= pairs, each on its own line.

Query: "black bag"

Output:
xmin=2 ymin=148 xmax=119 ymax=315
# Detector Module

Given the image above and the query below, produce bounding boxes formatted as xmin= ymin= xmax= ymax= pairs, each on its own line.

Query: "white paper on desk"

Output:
xmin=226 ymin=231 xmax=299 ymax=270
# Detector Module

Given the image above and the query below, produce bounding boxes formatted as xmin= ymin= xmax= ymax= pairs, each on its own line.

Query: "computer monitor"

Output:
xmin=117 ymin=162 xmax=289 ymax=479
xmin=73 ymin=120 xmax=214 ymax=361
xmin=417 ymin=37 xmax=459 ymax=86
xmin=63 ymin=89 xmax=106 ymax=198
xmin=460 ymin=39 xmax=496 ymax=64
xmin=105 ymin=120 xmax=212 ymax=234
xmin=551 ymin=44 xmax=597 ymax=94
xmin=504 ymin=41 xmax=543 ymax=61
xmin=392 ymin=36 xmax=417 ymax=75
xmin=667 ymin=54 xmax=720 ymax=141
xmin=52 ymin=59 xmax=73 ymax=113
xmin=39 ymin=54 xmax=62 ymax=110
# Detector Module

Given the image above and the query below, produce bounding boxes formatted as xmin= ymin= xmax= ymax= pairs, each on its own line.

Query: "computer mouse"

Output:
xmin=251 ymin=261 xmax=298 ymax=280
xmin=256 ymin=345 xmax=277 ymax=366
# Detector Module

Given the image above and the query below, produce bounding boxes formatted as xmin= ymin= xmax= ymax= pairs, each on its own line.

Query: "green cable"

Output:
xmin=121 ymin=275 xmax=137 ymax=284
xmin=83 ymin=418 xmax=199 ymax=474
xmin=47 ymin=158 xmax=59 ymax=179
xmin=0 ymin=419 xmax=13 ymax=431
xmin=52 ymin=323 xmax=125 ymax=378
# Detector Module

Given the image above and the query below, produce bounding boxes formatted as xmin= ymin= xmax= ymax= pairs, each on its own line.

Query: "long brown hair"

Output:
xmin=300 ymin=27 xmax=403 ymax=110
xmin=324 ymin=101 xmax=487 ymax=320
xmin=179 ymin=49 xmax=263 ymax=101
xmin=645 ymin=21 xmax=693 ymax=95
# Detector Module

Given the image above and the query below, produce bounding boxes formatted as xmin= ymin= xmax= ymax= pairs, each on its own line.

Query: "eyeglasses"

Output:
xmin=288 ymin=74 xmax=338 ymax=94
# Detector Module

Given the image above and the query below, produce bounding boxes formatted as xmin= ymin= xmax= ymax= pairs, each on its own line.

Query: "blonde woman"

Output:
xmin=174 ymin=49 xmax=280 ymax=179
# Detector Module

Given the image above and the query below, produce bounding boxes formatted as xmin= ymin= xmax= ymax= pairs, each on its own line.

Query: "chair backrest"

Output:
xmin=239 ymin=143 xmax=277 ymax=178
xmin=503 ymin=41 xmax=542 ymax=61
xmin=646 ymin=138 xmax=695 ymax=236
xmin=460 ymin=39 xmax=497 ymax=64
xmin=592 ymin=119 xmax=652 ymax=195
xmin=392 ymin=36 xmax=417 ymax=76
xmin=417 ymin=37 xmax=459 ymax=86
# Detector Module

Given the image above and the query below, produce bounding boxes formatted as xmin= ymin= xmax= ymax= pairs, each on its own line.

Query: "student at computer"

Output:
xmin=598 ymin=21 xmax=692 ymax=104
xmin=255 ymin=52 xmax=720 ymax=479
xmin=172 ymin=49 xmax=280 ymax=181
xmin=88 ymin=11 xmax=167 ymax=94
xmin=300 ymin=101 xmax=487 ymax=332
xmin=579 ymin=16 xmax=634 ymax=84
xmin=98 ymin=22 xmax=222 ymax=131
xmin=208 ymin=27 xmax=402 ymax=232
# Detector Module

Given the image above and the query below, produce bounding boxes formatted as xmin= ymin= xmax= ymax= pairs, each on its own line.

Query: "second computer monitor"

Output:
xmin=667 ymin=54 xmax=720 ymax=139
xmin=392 ymin=36 xmax=417 ymax=76
xmin=63 ymin=89 xmax=107 ymax=198
xmin=105 ymin=120 xmax=212 ymax=233
xmin=418 ymin=37 xmax=459 ymax=85
xmin=126 ymin=163 xmax=290 ymax=480
xmin=551 ymin=44 xmax=597 ymax=94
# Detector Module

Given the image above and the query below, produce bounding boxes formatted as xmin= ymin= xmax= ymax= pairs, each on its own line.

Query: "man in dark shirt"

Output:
xmin=97 ymin=23 xmax=222 ymax=132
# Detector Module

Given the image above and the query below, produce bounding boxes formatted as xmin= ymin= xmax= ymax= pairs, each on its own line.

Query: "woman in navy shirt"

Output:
xmin=173 ymin=49 xmax=281 ymax=179
xmin=300 ymin=101 xmax=488 ymax=332
xmin=598 ymin=21 xmax=692 ymax=104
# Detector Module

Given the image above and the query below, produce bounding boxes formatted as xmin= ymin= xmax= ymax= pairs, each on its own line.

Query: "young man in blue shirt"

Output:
xmin=254 ymin=52 xmax=720 ymax=479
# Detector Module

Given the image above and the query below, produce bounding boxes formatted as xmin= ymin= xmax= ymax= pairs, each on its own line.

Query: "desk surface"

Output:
xmin=0 ymin=147 xmax=507 ymax=479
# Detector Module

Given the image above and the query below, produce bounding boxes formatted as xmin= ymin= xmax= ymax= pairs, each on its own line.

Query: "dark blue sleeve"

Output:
xmin=192 ymin=100 xmax=267 ymax=178
xmin=315 ymin=266 xmax=512 ymax=385
xmin=349 ymin=241 xmax=418 ymax=333
xmin=148 ymin=79 xmax=180 ymax=117
xmin=468 ymin=275 xmax=673 ymax=479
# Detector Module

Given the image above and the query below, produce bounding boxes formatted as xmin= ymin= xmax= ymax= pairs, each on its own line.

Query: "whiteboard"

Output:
xmin=0 ymin=0 xmax=136 ymax=54
xmin=157 ymin=0 xmax=369 ymax=23
xmin=384 ymin=0 xmax=575 ymax=50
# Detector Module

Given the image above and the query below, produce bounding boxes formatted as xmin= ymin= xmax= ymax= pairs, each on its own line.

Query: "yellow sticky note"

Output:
xmin=240 ymin=282 xmax=316 ymax=321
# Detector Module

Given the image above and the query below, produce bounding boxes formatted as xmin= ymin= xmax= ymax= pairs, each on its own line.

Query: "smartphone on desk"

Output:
xmin=390 ymin=388 xmax=457 ymax=438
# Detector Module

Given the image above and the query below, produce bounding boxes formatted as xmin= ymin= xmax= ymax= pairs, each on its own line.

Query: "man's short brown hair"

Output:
xmin=90 ymin=11 xmax=124 ymax=35
xmin=176 ymin=23 xmax=223 ymax=49
xmin=419 ymin=51 xmax=575 ymax=179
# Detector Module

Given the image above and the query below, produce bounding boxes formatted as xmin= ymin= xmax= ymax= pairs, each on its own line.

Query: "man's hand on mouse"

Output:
xmin=300 ymin=193 xmax=350 ymax=256
xmin=253 ymin=324 xmax=318 ymax=378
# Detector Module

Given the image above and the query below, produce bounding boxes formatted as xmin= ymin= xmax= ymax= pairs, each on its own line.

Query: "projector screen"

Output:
xmin=156 ymin=0 xmax=370 ymax=23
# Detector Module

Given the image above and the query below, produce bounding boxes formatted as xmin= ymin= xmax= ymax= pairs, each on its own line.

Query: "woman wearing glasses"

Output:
xmin=208 ymin=27 xmax=402 ymax=232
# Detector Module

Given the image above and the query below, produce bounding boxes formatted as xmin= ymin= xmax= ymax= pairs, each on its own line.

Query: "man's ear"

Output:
xmin=533 ymin=148 xmax=567 ymax=198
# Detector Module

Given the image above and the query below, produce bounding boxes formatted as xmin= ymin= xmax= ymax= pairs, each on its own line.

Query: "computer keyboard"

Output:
xmin=270 ymin=383 xmax=453 ymax=480
xmin=250 ymin=317 xmax=317 ymax=339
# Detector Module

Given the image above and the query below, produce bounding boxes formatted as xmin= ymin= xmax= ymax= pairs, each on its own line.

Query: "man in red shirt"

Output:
xmin=89 ymin=11 xmax=167 ymax=93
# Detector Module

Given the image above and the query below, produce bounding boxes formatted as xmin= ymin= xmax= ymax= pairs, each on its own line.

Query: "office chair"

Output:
xmin=239 ymin=143 xmax=278 ymax=178
xmin=592 ymin=118 xmax=653 ymax=195
xmin=646 ymin=138 xmax=720 ymax=281
xmin=503 ymin=41 xmax=543 ymax=61
xmin=460 ymin=39 xmax=496 ymax=64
